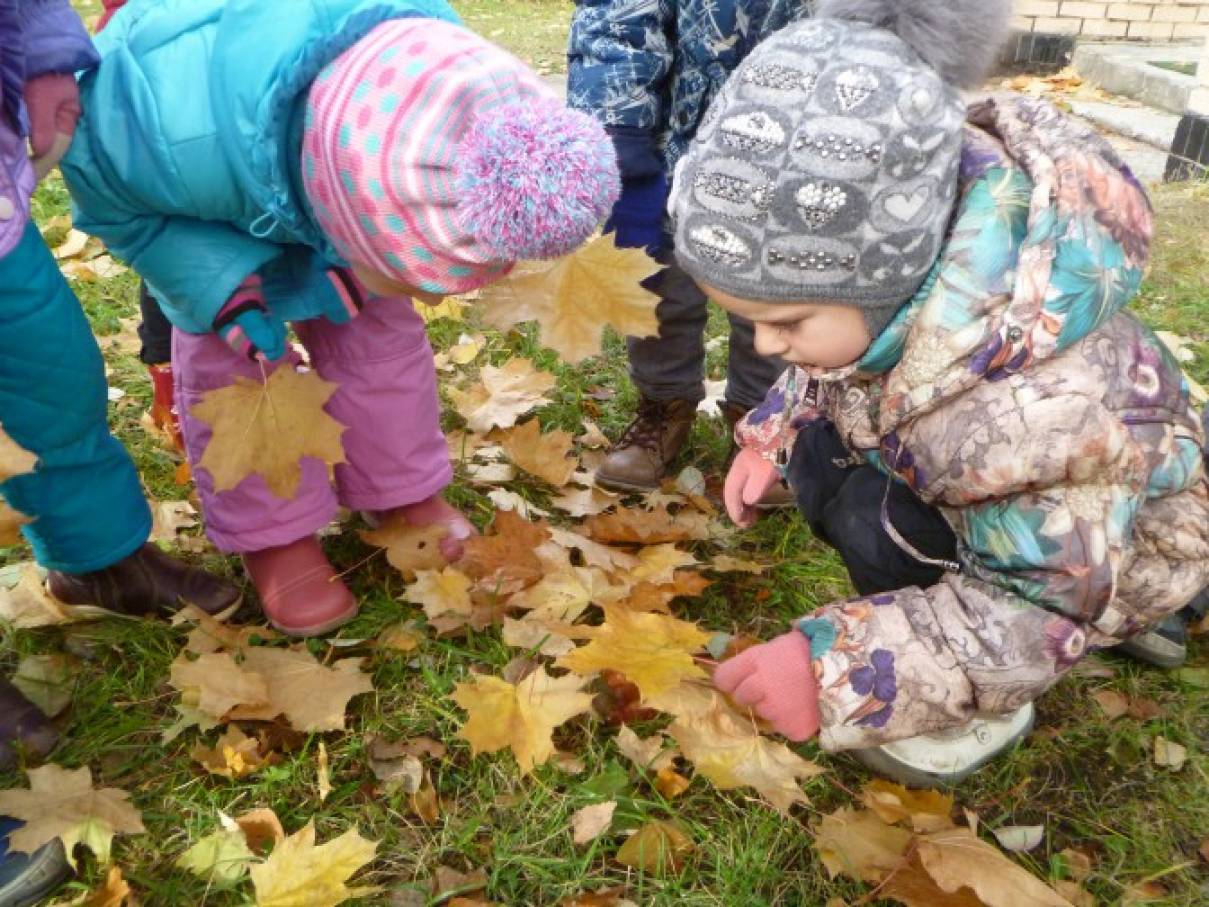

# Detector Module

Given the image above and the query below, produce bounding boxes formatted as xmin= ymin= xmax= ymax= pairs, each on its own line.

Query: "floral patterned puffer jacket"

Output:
xmin=735 ymin=95 xmax=1209 ymax=752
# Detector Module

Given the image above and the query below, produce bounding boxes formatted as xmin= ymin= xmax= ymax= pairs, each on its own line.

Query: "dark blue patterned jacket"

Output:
xmin=567 ymin=0 xmax=812 ymax=181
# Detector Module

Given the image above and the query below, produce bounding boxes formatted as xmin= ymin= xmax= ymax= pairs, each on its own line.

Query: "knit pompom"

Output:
xmin=815 ymin=0 xmax=1011 ymax=88
xmin=455 ymin=100 xmax=620 ymax=260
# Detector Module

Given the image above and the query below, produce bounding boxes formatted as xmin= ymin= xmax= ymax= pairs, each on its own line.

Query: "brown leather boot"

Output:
xmin=47 ymin=544 xmax=241 ymax=618
xmin=723 ymin=402 xmax=795 ymax=510
xmin=0 ymin=681 xmax=59 ymax=771
xmin=242 ymin=537 xmax=357 ymax=637
xmin=596 ymin=397 xmax=697 ymax=493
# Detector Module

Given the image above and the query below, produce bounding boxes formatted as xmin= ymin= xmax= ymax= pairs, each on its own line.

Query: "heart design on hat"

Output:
xmin=835 ymin=68 xmax=879 ymax=112
xmin=883 ymin=185 xmax=931 ymax=223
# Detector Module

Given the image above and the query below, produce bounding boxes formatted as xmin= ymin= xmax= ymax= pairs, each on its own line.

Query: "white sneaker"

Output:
xmin=851 ymin=703 xmax=1036 ymax=788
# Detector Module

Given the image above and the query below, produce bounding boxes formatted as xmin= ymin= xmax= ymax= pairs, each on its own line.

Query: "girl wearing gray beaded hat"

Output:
xmin=683 ymin=0 xmax=1209 ymax=786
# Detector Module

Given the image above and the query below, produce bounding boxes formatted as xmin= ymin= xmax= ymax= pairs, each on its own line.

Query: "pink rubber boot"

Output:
xmin=242 ymin=536 xmax=358 ymax=636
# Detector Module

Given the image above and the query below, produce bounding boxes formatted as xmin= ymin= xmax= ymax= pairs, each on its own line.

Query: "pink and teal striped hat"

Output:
xmin=302 ymin=18 xmax=619 ymax=295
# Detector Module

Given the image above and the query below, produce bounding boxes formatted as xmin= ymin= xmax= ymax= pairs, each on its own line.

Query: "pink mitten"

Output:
xmin=714 ymin=631 xmax=820 ymax=742
xmin=24 ymin=74 xmax=81 ymax=173
xmin=723 ymin=448 xmax=781 ymax=528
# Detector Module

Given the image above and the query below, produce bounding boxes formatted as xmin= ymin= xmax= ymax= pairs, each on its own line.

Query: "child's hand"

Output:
xmin=213 ymin=278 xmax=287 ymax=362
xmin=24 ymin=73 xmax=81 ymax=177
xmin=606 ymin=174 xmax=669 ymax=257
xmin=724 ymin=448 xmax=782 ymax=528
xmin=714 ymin=631 xmax=820 ymax=742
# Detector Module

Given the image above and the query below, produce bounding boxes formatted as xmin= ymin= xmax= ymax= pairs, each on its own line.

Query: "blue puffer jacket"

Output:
xmin=60 ymin=0 xmax=459 ymax=334
xmin=567 ymin=0 xmax=812 ymax=180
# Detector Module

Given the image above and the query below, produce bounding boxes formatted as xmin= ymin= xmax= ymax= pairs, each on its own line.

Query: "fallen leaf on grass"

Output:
xmin=615 ymin=571 xmax=711 ymax=614
xmin=361 ymin=519 xmax=451 ymax=576
xmin=550 ymin=486 xmax=619 ymax=518
xmin=558 ymin=888 xmax=635 ymax=907
xmin=432 ymin=866 xmax=489 ymax=902
xmin=176 ymin=825 xmax=255 ymax=885
xmin=66 ymin=865 xmax=136 ymax=906
xmin=499 ymin=419 xmax=576 ymax=487
xmin=452 ymin=667 xmax=593 ymax=775
xmin=366 ymin=738 xmax=424 ymax=792
xmin=174 ymin=606 xmax=275 ymax=656
xmin=584 ymin=505 xmax=712 ymax=545
xmin=815 ymin=807 xmax=912 ymax=882
xmin=461 ymin=510 xmax=549 ymax=595
xmin=1052 ymin=881 xmax=1096 ymax=907
xmin=317 ymin=741 xmax=332 ymax=802
xmin=228 ymin=648 xmax=373 ymax=732
xmin=1153 ymin=736 xmax=1187 ymax=771
xmin=501 ymin=615 xmax=577 ymax=657
xmin=449 ymin=358 xmax=556 ymax=433
xmin=1058 ymin=847 xmax=1094 ymax=881
xmin=571 ymin=801 xmax=616 ymax=845
xmin=546 ymin=527 xmax=639 ymax=574
xmin=418 ymin=296 xmax=467 ymax=324
xmin=149 ymin=499 xmax=199 ymax=542
xmin=1121 ymin=881 xmax=1167 ymax=904
xmin=0 ymin=764 xmax=144 ymax=870
xmin=671 ymin=705 xmax=822 ymax=813
xmin=485 ymin=488 xmax=550 ymax=520
xmin=992 ymin=825 xmax=1045 ymax=853
xmin=654 ymin=766 xmax=692 ymax=800
xmin=615 ymin=820 xmax=693 ymax=874
xmin=860 ymin=780 xmax=955 ymax=833
xmin=235 ymin=808 xmax=286 ymax=856
xmin=615 ymin=726 xmax=678 ymax=773
xmin=404 ymin=567 xmax=473 ymax=623
xmin=1092 ymin=690 xmax=1129 ymax=719
xmin=11 ymin=652 xmax=78 ymax=717
xmin=629 ymin=544 xmax=698 ymax=585
xmin=480 ymin=234 xmax=660 ymax=363
xmin=191 ymin=368 xmax=346 ymax=500
xmin=191 ymin=725 xmax=273 ymax=779
xmin=249 ymin=821 xmax=379 ymax=907
xmin=708 ymin=556 xmax=767 ymax=574
xmin=591 ymin=669 xmax=660 ymax=726
xmin=916 ymin=827 xmax=1074 ymax=906
xmin=170 ymin=651 xmax=271 ymax=719
xmin=556 ymin=605 xmax=711 ymax=699
xmin=378 ymin=620 xmax=425 ymax=652
xmin=0 ymin=562 xmax=112 ymax=629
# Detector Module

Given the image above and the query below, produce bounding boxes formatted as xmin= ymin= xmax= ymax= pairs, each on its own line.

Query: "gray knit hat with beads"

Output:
xmin=670 ymin=0 xmax=1010 ymax=338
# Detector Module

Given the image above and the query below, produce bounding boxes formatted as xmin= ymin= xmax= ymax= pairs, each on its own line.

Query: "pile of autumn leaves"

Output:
xmin=0 ymin=237 xmax=1085 ymax=905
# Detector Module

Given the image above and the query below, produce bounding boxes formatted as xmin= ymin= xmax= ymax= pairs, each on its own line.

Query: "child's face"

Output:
xmin=701 ymin=283 xmax=872 ymax=371
xmin=351 ymin=264 xmax=445 ymax=306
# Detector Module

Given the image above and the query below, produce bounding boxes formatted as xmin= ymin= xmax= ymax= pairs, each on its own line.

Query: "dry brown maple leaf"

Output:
xmin=480 ymin=234 xmax=660 ymax=363
xmin=249 ymin=821 xmax=380 ymax=907
xmin=69 ymin=865 xmax=136 ymax=907
xmin=0 ymin=764 xmax=145 ymax=870
xmin=917 ymin=827 xmax=1074 ymax=907
xmin=616 ymin=571 xmax=712 ymax=614
xmin=670 ymin=705 xmax=823 ymax=813
xmin=235 ymin=808 xmax=286 ymax=856
xmin=360 ymin=517 xmax=450 ymax=576
xmin=584 ymin=505 xmax=713 ymax=545
xmin=556 ymin=604 xmax=711 ymax=700
xmin=226 ymin=647 xmax=373 ymax=732
xmin=879 ymin=850 xmax=985 ymax=907
xmin=461 ymin=510 xmax=548 ymax=595
xmin=860 ymin=780 xmax=956 ymax=833
xmin=449 ymin=358 xmax=556 ymax=433
xmin=0 ymin=423 xmax=37 ymax=482
xmin=499 ymin=419 xmax=577 ymax=487
xmin=550 ymin=486 xmax=619 ymax=518
xmin=452 ymin=666 xmax=593 ymax=774
xmin=173 ymin=605 xmax=276 ymax=656
xmin=629 ymin=544 xmax=698 ymax=585
xmin=404 ymin=567 xmax=474 ymax=622
xmin=169 ymin=651 xmax=271 ymax=719
xmin=190 ymin=368 xmax=346 ymax=500
xmin=814 ymin=806 xmax=912 ymax=883
xmin=191 ymin=725 xmax=273 ymax=779
xmin=0 ymin=562 xmax=111 ymax=629
xmin=615 ymin=726 xmax=678 ymax=773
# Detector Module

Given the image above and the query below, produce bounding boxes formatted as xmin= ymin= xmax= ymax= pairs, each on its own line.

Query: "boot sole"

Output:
xmin=268 ymin=604 xmax=359 ymax=639
xmin=593 ymin=472 xmax=661 ymax=494
xmin=849 ymin=709 xmax=1036 ymax=789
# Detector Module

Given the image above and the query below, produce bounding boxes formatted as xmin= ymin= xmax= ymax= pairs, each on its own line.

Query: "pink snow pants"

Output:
xmin=173 ymin=296 xmax=452 ymax=553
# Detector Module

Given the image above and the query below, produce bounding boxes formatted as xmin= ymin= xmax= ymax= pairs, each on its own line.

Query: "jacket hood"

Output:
xmin=834 ymin=95 xmax=1153 ymax=434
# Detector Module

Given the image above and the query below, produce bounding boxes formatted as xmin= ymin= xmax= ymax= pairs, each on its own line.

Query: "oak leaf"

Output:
xmin=191 ymin=368 xmax=347 ymax=500
xmin=670 ymin=706 xmax=822 ymax=813
xmin=248 ymin=821 xmax=379 ymax=906
xmin=0 ymin=423 xmax=37 ymax=481
xmin=449 ymin=358 xmax=556 ymax=433
xmin=556 ymin=605 xmax=711 ymax=700
xmin=360 ymin=518 xmax=450 ymax=576
xmin=0 ymin=764 xmax=145 ymax=870
xmin=499 ymin=419 xmax=576 ymax=487
xmin=227 ymin=648 xmax=373 ymax=733
xmin=452 ymin=666 xmax=593 ymax=774
xmin=480 ymin=234 xmax=660 ymax=363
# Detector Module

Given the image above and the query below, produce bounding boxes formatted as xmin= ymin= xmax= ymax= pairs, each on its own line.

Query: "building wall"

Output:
xmin=1013 ymin=0 xmax=1209 ymax=41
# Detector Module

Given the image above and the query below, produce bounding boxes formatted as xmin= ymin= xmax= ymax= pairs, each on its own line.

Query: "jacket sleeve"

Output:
xmin=798 ymin=471 xmax=1153 ymax=752
xmin=567 ymin=0 xmax=674 ymax=180
xmin=18 ymin=0 xmax=98 ymax=77
xmin=734 ymin=367 xmax=825 ymax=464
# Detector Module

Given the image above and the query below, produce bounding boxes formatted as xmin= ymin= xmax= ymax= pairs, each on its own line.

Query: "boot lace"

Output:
xmin=616 ymin=398 xmax=672 ymax=452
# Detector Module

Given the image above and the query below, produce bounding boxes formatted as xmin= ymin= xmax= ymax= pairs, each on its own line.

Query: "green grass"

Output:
xmin=3 ymin=5 xmax=1207 ymax=904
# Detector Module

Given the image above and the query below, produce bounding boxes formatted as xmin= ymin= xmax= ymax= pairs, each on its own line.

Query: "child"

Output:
xmin=62 ymin=0 xmax=619 ymax=637
xmin=670 ymin=0 xmax=1209 ymax=785
xmin=568 ymin=0 xmax=804 ymax=495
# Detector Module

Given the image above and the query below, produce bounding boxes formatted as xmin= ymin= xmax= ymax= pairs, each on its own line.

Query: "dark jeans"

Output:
xmin=787 ymin=421 xmax=958 ymax=596
xmin=628 ymin=247 xmax=786 ymax=409
xmin=137 ymin=281 xmax=173 ymax=365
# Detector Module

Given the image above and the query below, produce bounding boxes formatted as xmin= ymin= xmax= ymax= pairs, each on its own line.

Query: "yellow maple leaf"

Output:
xmin=670 ymin=705 xmax=823 ymax=814
xmin=449 ymin=358 xmax=556 ymax=433
xmin=0 ymin=765 xmax=145 ymax=870
xmin=403 ymin=566 xmax=474 ymax=622
xmin=860 ymin=780 xmax=955 ymax=833
xmin=0 ymin=423 xmax=37 ymax=482
xmin=451 ymin=666 xmax=593 ymax=774
xmin=69 ymin=865 xmax=136 ymax=907
xmin=498 ymin=419 xmax=576 ymax=487
xmin=480 ymin=234 xmax=660 ymax=363
xmin=227 ymin=648 xmax=373 ymax=733
xmin=555 ymin=604 xmax=710 ymax=699
xmin=630 ymin=544 xmax=698 ymax=585
xmin=191 ymin=726 xmax=272 ymax=779
xmin=169 ymin=651 xmax=271 ymax=719
xmin=584 ymin=504 xmax=713 ymax=545
xmin=190 ymin=368 xmax=347 ymax=500
xmin=249 ymin=821 xmax=379 ymax=907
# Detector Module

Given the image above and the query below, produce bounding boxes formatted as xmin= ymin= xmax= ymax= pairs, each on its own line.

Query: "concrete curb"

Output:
xmin=1073 ymin=43 xmax=1201 ymax=115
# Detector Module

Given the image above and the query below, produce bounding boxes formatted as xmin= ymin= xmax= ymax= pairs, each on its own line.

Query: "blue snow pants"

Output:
xmin=0 ymin=223 xmax=150 ymax=573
